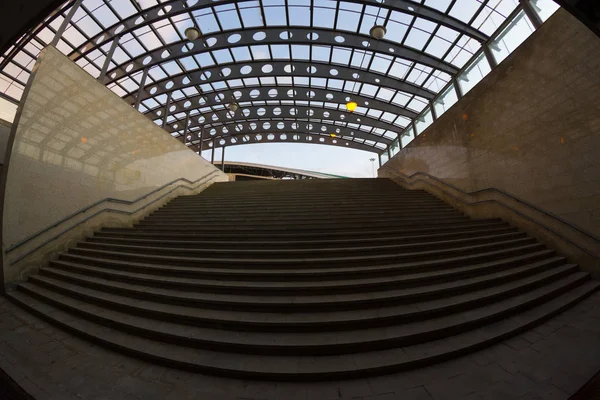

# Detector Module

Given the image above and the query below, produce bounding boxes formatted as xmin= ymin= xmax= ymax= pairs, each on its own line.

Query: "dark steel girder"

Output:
xmin=171 ymin=117 xmax=393 ymax=145
xmin=144 ymin=85 xmax=419 ymax=121
xmin=69 ymin=0 xmax=487 ymax=63
xmin=124 ymin=60 xmax=436 ymax=106
xmin=163 ymin=105 xmax=399 ymax=135
xmin=185 ymin=131 xmax=379 ymax=154
xmin=104 ymin=27 xmax=459 ymax=85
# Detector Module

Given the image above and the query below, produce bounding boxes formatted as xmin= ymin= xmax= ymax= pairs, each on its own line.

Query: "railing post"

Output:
xmin=482 ymin=45 xmax=498 ymax=69
xmin=221 ymin=146 xmax=226 ymax=171
xmin=51 ymin=0 xmax=83 ymax=46
xmin=211 ymin=139 xmax=215 ymax=164
xmin=198 ymin=126 xmax=204 ymax=157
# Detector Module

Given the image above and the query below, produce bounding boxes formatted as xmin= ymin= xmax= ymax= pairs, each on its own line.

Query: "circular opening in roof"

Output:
xmin=290 ymin=108 xmax=297 ymax=115
xmin=233 ymin=90 xmax=242 ymax=99
xmin=321 ymin=126 xmax=327 ymax=132
xmin=389 ymin=48 xmax=395 ymax=53
xmin=257 ymin=108 xmax=266 ymax=116
xmin=182 ymin=76 xmax=190 ymax=84
xmin=219 ymin=139 xmax=226 ymax=145
xmin=362 ymin=41 xmax=371 ymax=47
xmin=243 ymin=135 xmax=250 ymax=142
xmin=143 ymin=56 xmax=152 ymax=65
xmin=134 ymin=15 xmax=145 ymax=25
xmin=158 ymin=5 xmax=172 ymax=16
xmin=326 ymin=93 xmax=334 ymax=100
xmin=291 ymin=122 xmax=299 ymax=129
xmin=205 ymin=37 xmax=217 ymax=47
xmin=323 ymin=111 xmax=330 ymax=117
xmin=114 ymin=25 xmax=125 ymax=35
xmin=184 ymin=100 xmax=191 ymax=108
xmin=307 ymin=91 xmax=316 ymax=98
xmin=242 ymin=108 xmax=250 ymax=116
xmin=221 ymin=67 xmax=231 ymax=77
xmin=307 ymin=123 xmax=313 ymax=130
xmin=375 ymin=78 xmax=380 ymax=83
xmin=293 ymin=135 xmax=299 ymax=140
xmin=215 ymin=93 xmax=225 ymax=102
xmin=161 ymin=50 xmax=170 ymax=59
xmin=253 ymin=31 xmax=266 ymax=41
xmin=319 ymin=138 xmax=325 ymax=142
xmin=268 ymin=88 xmax=278 ymax=97
xmin=408 ymin=6 xmax=415 ymax=11
xmin=236 ymin=124 xmax=243 ymax=132
xmin=255 ymin=134 xmax=262 ymax=140
xmin=212 ymin=113 xmax=219 ymax=121
xmin=150 ymin=87 xmax=157 ymax=94
xmin=334 ymin=35 xmax=345 ymax=43
xmin=250 ymin=89 xmax=260 ymax=98
xmin=169 ymin=105 xmax=176 ymax=112
xmin=267 ymin=134 xmax=275 ymax=140
xmin=273 ymin=107 xmax=282 ymax=115
xmin=182 ymin=42 xmax=194 ymax=53
xmin=228 ymin=34 xmax=241 ymax=44
xmin=198 ymin=116 xmax=205 ymax=123
xmin=250 ymin=123 xmax=258 ymax=130
xmin=284 ymin=64 xmax=295 ymax=73
xmin=278 ymin=123 xmax=285 ymax=130
xmin=198 ymin=97 xmax=206 ymax=105
xmin=307 ymin=66 xmax=317 ymax=74
xmin=352 ymin=73 xmax=359 ymax=79
xmin=262 ymin=64 xmax=273 ymax=73
xmin=330 ymin=69 xmax=338 ymax=76
xmin=287 ymin=89 xmax=297 ymax=98
xmin=166 ymin=81 xmax=174 ymax=89
xmin=307 ymin=109 xmax=314 ymax=116
xmin=200 ymin=71 xmax=211 ymax=80
xmin=240 ymin=65 xmax=252 ymax=74
xmin=307 ymin=32 xmax=319 ymax=40
xmin=263 ymin=122 xmax=271 ymax=129
xmin=280 ymin=31 xmax=293 ymax=40
xmin=231 ymin=137 xmax=237 ymax=144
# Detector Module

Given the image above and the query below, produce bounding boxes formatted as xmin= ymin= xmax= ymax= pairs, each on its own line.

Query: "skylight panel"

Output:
xmin=215 ymin=6 xmax=242 ymax=30
xmin=195 ymin=11 xmax=221 ymax=34
xmin=231 ymin=46 xmax=252 ymax=61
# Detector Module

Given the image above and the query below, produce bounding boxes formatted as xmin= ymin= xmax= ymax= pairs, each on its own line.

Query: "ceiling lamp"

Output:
xmin=184 ymin=27 xmax=200 ymax=41
xmin=370 ymin=25 xmax=387 ymax=40
xmin=228 ymin=102 xmax=239 ymax=112
xmin=346 ymin=101 xmax=358 ymax=112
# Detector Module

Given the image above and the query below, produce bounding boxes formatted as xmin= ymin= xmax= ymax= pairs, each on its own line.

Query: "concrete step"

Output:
xmin=77 ymin=232 xmax=528 ymax=259
xmin=66 ymin=237 xmax=540 ymax=269
xmin=57 ymin=244 xmax=551 ymax=279
xmin=85 ymin=226 xmax=519 ymax=250
xmin=96 ymin=220 xmax=508 ymax=241
xmin=10 ymin=279 xmax=598 ymax=380
xmin=39 ymin=255 xmax=567 ymax=331
xmin=16 ymin=268 xmax=585 ymax=356
xmin=129 ymin=217 xmax=473 ymax=233
xmin=33 ymin=256 xmax=572 ymax=313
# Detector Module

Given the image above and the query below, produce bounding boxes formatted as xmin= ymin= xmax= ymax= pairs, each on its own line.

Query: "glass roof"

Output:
xmin=0 ymin=0 xmax=524 ymax=153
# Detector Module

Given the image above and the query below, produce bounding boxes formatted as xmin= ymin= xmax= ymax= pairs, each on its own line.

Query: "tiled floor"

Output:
xmin=0 ymin=292 xmax=599 ymax=400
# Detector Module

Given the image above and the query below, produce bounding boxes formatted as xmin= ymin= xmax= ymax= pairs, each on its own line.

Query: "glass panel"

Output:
xmin=414 ymin=107 xmax=434 ymax=135
xmin=457 ymin=53 xmax=492 ymax=95
xmin=380 ymin=151 xmax=389 ymax=165
xmin=490 ymin=11 xmax=535 ymax=64
xmin=389 ymin=138 xmax=400 ymax=157
xmin=433 ymin=84 xmax=458 ymax=117
xmin=530 ymin=0 xmax=561 ymax=22
xmin=401 ymin=125 xmax=414 ymax=148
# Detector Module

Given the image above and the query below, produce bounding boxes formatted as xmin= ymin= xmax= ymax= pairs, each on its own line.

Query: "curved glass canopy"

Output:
xmin=0 ymin=0 xmax=542 ymax=154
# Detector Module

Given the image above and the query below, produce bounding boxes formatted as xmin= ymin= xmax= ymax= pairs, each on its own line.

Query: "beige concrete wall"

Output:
xmin=2 ymin=46 xmax=227 ymax=282
xmin=381 ymin=9 xmax=600 ymax=238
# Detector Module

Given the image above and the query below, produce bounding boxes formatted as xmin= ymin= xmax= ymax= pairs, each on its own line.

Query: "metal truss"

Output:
xmin=0 ymin=0 xmax=521 ymax=154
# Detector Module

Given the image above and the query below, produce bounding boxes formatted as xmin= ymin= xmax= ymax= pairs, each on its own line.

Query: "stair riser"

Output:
xmin=76 ymin=233 xmax=528 ymax=259
xmin=144 ymin=210 xmax=460 ymax=222
xmin=84 ymin=227 xmax=518 ymax=250
xmin=33 ymin=258 xmax=566 ymax=313
xmin=130 ymin=218 xmax=472 ymax=232
xmin=43 ymin=255 xmax=564 ymax=300
xmin=58 ymin=244 xmax=549 ymax=280
xmin=10 ymin=280 xmax=597 ymax=381
xmin=136 ymin=213 xmax=465 ymax=226
xmin=66 ymin=239 xmax=539 ymax=269
xmin=17 ymin=268 xmax=584 ymax=356
xmin=96 ymin=221 xmax=507 ymax=241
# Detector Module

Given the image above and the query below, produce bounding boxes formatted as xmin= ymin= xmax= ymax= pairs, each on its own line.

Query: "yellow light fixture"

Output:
xmin=330 ymin=133 xmax=336 ymax=138
xmin=346 ymin=101 xmax=358 ymax=112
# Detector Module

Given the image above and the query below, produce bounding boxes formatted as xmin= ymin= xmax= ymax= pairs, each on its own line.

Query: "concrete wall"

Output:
xmin=1 ymin=46 xmax=228 ymax=283
xmin=0 ymin=120 xmax=10 ymax=165
xmin=380 ymin=9 xmax=600 ymax=238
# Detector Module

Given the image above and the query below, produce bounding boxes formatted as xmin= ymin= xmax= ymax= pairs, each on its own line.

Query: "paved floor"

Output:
xmin=0 ymin=292 xmax=599 ymax=400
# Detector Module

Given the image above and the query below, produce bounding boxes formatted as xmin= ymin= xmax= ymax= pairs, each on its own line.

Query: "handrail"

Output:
xmin=380 ymin=165 xmax=600 ymax=257
xmin=5 ymin=170 xmax=222 ymax=262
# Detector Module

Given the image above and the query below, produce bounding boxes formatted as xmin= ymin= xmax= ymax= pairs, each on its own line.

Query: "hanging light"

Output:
xmin=346 ymin=101 xmax=358 ymax=112
xmin=228 ymin=102 xmax=239 ymax=112
xmin=370 ymin=25 xmax=387 ymax=40
xmin=184 ymin=27 xmax=200 ymax=41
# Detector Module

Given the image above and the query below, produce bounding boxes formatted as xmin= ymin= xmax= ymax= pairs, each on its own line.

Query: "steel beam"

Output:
xmin=69 ymin=0 xmax=487 ymax=62
xmin=103 ymin=27 xmax=459 ymax=85
xmin=123 ymin=60 xmax=436 ymax=105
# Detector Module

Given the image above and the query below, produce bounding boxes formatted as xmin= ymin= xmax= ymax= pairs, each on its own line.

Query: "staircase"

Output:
xmin=8 ymin=178 xmax=599 ymax=380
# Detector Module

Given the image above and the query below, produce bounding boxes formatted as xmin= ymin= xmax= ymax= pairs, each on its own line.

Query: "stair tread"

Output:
xmin=68 ymin=237 xmax=539 ymax=266
xmin=78 ymin=232 xmax=526 ymax=256
xmin=60 ymin=244 xmax=550 ymax=276
xmin=31 ymin=262 xmax=576 ymax=308
xmin=10 ymin=280 xmax=599 ymax=379
xmin=47 ymin=254 xmax=565 ymax=292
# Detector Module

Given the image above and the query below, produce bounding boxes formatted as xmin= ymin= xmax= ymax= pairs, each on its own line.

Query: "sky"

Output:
xmin=0 ymin=0 xmax=559 ymax=178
